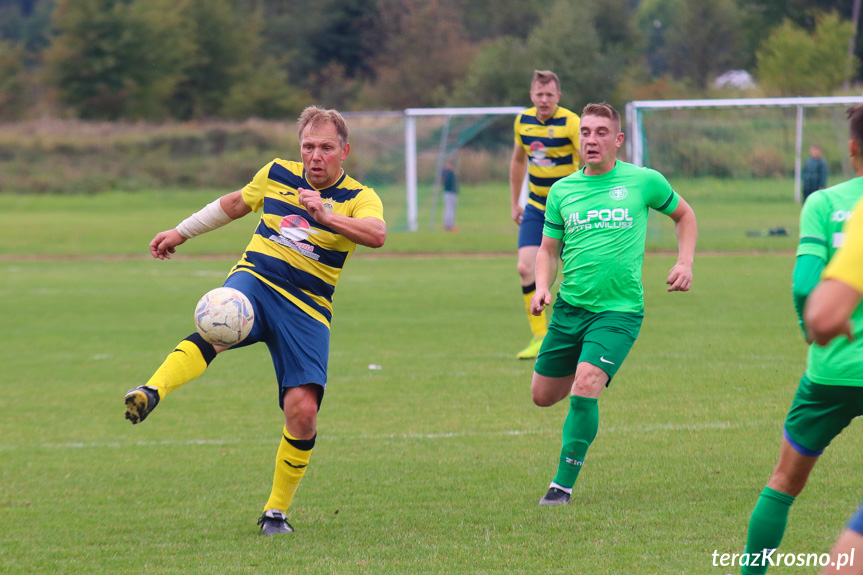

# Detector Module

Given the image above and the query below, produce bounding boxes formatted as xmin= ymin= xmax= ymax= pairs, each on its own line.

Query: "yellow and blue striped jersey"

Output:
xmin=228 ymin=159 xmax=384 ymax=328
xmin=514 ymin=106 xmax=580 ymax=211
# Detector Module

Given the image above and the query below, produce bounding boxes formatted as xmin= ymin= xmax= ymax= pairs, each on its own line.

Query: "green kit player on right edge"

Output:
xmin=738 ymin=104 xmax=863 ymax=575
xmin=529 ymin=102 xmax=697 ymax=506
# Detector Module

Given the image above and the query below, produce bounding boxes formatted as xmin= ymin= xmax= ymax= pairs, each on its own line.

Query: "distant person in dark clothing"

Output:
xmin=802 ymin=145 xmax=829 ymax=203
xmin=442 ymin=158 xmax=459 ymax=232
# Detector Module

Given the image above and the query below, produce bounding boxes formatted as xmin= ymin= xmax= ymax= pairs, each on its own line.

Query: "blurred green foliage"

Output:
xmin=0 ymin=0 xmax=861 ymax=120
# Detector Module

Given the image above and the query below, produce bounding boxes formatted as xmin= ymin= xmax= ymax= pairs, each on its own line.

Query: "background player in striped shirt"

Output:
xmin=509 ymin=70 xmax=581 ymax=359
xmin=123 ymin=106 xmax=386 ymax=535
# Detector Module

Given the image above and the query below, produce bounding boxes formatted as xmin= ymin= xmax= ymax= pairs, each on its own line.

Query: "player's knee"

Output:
xmin=532 ymin=395 xmax=558 ymax=408
xmin=517 ymin=260 xmax=533 ymax=281
xmin=572 ymin=366 xmax=608 ymax=397
xmin=282 ymin=388 xmax=319 ymax=439
xmin=531 ymin=380 xmax=563 ymax=407
xmin=284 ymin=408 xmax=317 ymax=439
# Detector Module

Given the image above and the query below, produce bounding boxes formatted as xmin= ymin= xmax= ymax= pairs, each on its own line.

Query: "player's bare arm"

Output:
xmin=510 ymin=143 xmax=528 ymax=225
xmin=149 ymin=190 xmax=252 ymax=260
xmin=805 ymin=278 xmax=860 ymax=345
xmin=220 ymin=189 xmax=253 ymax=219
xmin=298 ymin=187 xmax=386 ymax=249
xmin=665 ymin=196 xmax=697 ymax=292
xmin=531 ymin=235 xmax=561 ymax=315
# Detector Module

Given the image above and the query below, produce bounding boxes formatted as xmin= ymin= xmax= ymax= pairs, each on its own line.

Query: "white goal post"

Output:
xmin=404 ymin=106 xmax=524 ymax=231
xmin=625 ymin=96 xmax=863 ymax=203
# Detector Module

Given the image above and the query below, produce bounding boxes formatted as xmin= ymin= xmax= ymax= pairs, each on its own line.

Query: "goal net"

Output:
xmin=625 ymin=97 xmax=863 ymax=249
xmin=403 ymin=107 xmax=523 ymax=231
xmin=341 ymin=108 xmax=523 ymax=232
xmin=626 ymin=97 xmax=863 ymax=203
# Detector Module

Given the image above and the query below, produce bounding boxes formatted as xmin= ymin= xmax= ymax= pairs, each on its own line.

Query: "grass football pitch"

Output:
xmin=1 ymin=182 xmax=861 ymax=574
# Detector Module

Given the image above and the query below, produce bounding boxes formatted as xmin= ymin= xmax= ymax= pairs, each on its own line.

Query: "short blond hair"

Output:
xmin=531 ymin=70 xmax=560 ymax=93
xmin=297 ymin=106 xmax=349 ymax=147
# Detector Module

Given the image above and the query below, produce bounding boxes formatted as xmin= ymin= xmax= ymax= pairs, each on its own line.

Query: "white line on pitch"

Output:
xmin=0 ymin=420 xmax=770 ymax=451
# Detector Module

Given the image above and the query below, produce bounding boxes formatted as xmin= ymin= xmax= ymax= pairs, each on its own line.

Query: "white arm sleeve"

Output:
xmin=175 ymin=198 xmax=233 ymax=239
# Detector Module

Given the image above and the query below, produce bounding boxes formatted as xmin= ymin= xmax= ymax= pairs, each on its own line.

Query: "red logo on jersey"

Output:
xmin=279 ymin=215 xmax=318 ymax=242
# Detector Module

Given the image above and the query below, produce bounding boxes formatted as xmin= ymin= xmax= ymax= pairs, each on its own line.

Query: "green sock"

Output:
xmin=552 ymin=395 xmax=599 ymax=489
xmin=741 ymin=486 xmax=796 ymax=575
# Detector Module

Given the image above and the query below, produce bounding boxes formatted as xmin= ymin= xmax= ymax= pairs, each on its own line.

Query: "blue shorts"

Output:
xmin=849 ymin=503 xmax=863 ymax=535
xmin=224 ymin=271 xmax=328 ymax=409
xmin=518 ymin=204 xmax=546 ymax=249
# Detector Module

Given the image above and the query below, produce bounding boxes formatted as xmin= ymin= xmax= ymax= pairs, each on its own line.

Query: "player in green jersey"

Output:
xmin=808 ymin=196 xmax=863 ymax=575
xmin=739 ymin=105 xmax=863 ymax=575
xmin=529 ymin=102 xmax=697 ymax=506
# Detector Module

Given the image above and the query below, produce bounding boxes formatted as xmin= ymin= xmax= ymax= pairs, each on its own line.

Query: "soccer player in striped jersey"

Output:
xmin=124 ymin=106 xmax=386 ymax=535
xmin=739 ymin=105 xmax=863 ymax=574
xmin=510 ymin=70 xmax=581 ymax=359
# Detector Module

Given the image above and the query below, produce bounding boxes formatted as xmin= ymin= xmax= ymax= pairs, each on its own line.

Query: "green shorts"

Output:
xmin=784 ymin=375 xmax=863 ymax=455
xmin=534 ymin=298 xmax=643 ymax=383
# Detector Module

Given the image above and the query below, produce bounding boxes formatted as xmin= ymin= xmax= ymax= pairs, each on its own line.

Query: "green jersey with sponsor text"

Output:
xmin=543 ymin=160 xmax=680 ymax=313
xmin=798 ymin=178 xmax=863 ymax=386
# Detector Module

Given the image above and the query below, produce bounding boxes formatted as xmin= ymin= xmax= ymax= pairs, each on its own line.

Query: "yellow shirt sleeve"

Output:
xmin=350 ymin=189 xmax=385 ymax=221
xmin=824 ymin=196 xmax=863 ymax=292
xmin=241 ymin=160 xmax=277 ymax=212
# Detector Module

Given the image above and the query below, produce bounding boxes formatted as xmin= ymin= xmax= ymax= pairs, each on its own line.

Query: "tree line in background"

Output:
xmin=0 ymin=0 xmax=860 ymax=122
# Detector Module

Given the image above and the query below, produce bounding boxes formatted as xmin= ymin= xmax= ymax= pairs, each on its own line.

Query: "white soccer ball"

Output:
xmin=194 ymin=287 xmax=254 ymax=346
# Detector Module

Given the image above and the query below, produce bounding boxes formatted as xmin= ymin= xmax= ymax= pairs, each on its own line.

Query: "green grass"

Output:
xmin=0 ymin=176 xmax=804 ymax=257
xmin=2 ymin=253 xmax=861 ymax=574
xmin=0 ymin=180 xmax=856 ymax=573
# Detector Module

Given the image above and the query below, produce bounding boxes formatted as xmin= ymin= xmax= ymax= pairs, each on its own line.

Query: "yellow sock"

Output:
xmin=144 ymin=334 xmax=214 ymax=400
xmin=523 ymin=290 xmax=547 ymax=337
xmin=263 ymin=427 xmax=315 ymax=513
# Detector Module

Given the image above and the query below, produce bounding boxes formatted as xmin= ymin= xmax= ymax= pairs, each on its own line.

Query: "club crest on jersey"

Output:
xmin=322 ymin=199 xmax=335 ymax=213
xmin=548 ymin=128 xmax=555 ymax=138
xmin=269 ymin=215 xmax=320 ymax=260
xmin=609 ymin=186 xmax=628 ymax=201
